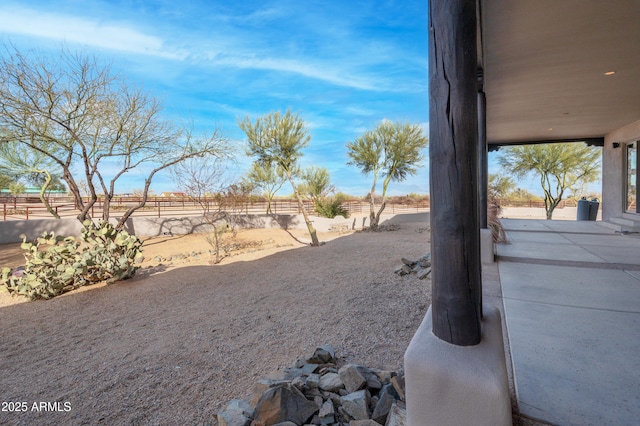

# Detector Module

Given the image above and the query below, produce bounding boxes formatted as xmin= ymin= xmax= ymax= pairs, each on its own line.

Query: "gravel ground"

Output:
xmin=0 ymin=219 xmax=430 ymax=425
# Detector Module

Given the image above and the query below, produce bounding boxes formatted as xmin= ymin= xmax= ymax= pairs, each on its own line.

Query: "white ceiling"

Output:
xmin=481 ymin=0 xmax=640 ymax=145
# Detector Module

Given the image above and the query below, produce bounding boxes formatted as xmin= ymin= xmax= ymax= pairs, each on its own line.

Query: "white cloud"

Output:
xmin=213 ymin=55 xmax=383 ymax=92
xmin=0 ymin=6 xmax=187 ymax=59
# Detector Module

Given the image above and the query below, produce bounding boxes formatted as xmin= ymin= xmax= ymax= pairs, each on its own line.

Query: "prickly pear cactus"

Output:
xmin=0 ymin=233 xmax=85 ymax=299
xmin=0 ymin=222 xmax=143 ymax=300
xmin=80 ymin=221 xmax=143 ymax=283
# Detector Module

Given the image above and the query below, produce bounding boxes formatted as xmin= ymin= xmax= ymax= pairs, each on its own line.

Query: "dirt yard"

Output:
xmin=0 ymin=217 xmax=431 ymax=425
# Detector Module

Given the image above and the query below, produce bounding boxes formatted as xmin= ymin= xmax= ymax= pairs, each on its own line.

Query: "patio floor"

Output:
xmin=494 ymin=219 xmax=640 ymax=425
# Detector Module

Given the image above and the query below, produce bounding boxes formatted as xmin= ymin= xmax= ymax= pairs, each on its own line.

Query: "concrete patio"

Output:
xmin=494 ymin=218 xmax=640 ymax=425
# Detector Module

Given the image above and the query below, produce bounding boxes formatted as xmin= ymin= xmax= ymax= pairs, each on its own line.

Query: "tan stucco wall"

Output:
xmin=603 ymin=119 xmax=640 ymax=221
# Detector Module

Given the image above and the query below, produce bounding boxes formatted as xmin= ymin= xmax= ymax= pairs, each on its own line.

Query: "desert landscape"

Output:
xmin=0 ymin=215 xmax=431 ymax=425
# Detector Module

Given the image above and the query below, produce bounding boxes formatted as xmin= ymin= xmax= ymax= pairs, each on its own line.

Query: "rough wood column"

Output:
xmin=429 ymin=0 xmax=481 ymax=346
xmin=478 ymin=69 xmax=488 ymax=229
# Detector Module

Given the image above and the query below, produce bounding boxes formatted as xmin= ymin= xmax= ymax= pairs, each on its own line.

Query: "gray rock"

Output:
xmin=217 ymin=409 xmax=250 ymax=426
xmin=371 ymin=384 xmax=398 ymax=424
xmin=251 ymin=377 xmax=291 ymax=407
xmin=283 ymin=367 xmax=305 ymax=380
xmin=323 ymin=391 xmax=342 ymax=406
xmin=291 ymin=376 xmax=306 ymax=390
xmin=351 ymin=420 xmax=381 ymax=426
xmin=217 ymin=399 xmax=252 ymax=426
xmin=391 ymin=375 xmax=406 ymax=402
xmin=340 ymin=389 xmax=370 ymax=420
xmin=339 ymin=364 xmax=367 ymax=393
xmin=253 ymin=384 xmax=318 ymax=426
xmin=319 ymin=366 xmax=339 ymax=375
xmin=308 ymin=344 xmax=335 ymax=364
xmin=401 ymin=257 xmax=416 ymax=266
xmin=385 ymin=402 xmax=407 ymax=426
xmin=306 ymin=373 xmax=320 ymax=390
xmin=417 ymin=267 xmax=431 ymax=280
xmin=301 ymin=362 xmax=319 ymax=374
xmin=318 ymin=372 xmax=343 ymax=392
xmin=272 ymin=422 xmax=297 ymax=426
xmin=358 ymin=366 xmax=382 ymax=390
xmin=318 ymin=400 xmax=335 ymax=424
xmin=372 ymin=369 xmax=395 ymax=385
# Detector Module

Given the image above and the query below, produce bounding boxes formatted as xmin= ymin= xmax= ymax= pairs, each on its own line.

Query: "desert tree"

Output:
xmin=0 ymin=142 xmax=65 ymax=218
xmin=488 ymin=173 xmax=515 ymax=201
xmin=299 ymin=166 xmax=347 ymax=218
xmin=0 ymin=173 xmax=12 ymax=190
xmin=238 ymin=110 xmax=320 ymax=246
xmin=8 ymin=182 xmax=25 ymax=196
xmin=0 ymin=44 xmax=229 ymax=229
xmin=171 ymin=153 xmax=244 ymax=264
xmin=499 ymin=142 xmax=601 ymax=219
xmin=300 ymin=166 xmax=333 ymax=203
xmin=347 ymin=121 xmax=428 ymax=230
xmin=242 ymin=161 xmax=286 ymax=214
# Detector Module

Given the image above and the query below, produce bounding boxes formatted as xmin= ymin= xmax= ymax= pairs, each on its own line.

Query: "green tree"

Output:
xmin=238 ymin=110 xmax=320 ymax=246
xmin=8 ymin=181 xmax=25 ymax=196
xmin=347 ymin=121 xmax=428 ymax=230
xmin=300 ymin=166 xmax=348 ymax=218
xmin=300 ymin=166 xmax=333 ymax=203
xmin=0 ymin=142 xmax=65 ymax=218
xmin=0 ymin=45 xmax=228 ymax=229
xmin=488 ymin=174 xmax=515 ymax=200
xmin=242 ymin=162 xmax=286 ymax=214
xmin=0 ymin=173 xmax=13 ymax=190
xmin=499 ymin=143 xmax=601 ymax=219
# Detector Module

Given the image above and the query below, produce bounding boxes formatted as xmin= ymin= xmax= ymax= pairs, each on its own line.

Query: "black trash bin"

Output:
xmin=589 ymin=198 xmax=599 ymax=221
xmin=577 ymin=197 xmax=590 ymax=221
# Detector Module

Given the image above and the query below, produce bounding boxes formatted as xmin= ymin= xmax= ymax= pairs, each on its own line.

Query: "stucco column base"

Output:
xmin=404 ymin=304 xmax=512 ymax=426
xmin=481 ymin=228 xmax=494 ymax=264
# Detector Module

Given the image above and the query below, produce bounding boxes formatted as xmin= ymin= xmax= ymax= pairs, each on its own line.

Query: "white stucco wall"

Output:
xmin=603 ymin=119 xmax=640 ymax=221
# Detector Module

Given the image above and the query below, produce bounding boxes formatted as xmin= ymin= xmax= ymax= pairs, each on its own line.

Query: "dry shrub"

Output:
xmin=488 ymin=201 xmax=507 ymax=243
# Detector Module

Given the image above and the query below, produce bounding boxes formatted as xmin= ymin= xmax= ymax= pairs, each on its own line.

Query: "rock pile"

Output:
xmin=218 ymin=344 xmax=406 ymax=426
xmin=394 ymin=254 xmax=431 ymax=280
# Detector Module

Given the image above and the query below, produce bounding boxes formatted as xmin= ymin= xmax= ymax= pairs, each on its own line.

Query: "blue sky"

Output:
xmin=0 ymin=0 xmax=433 ymax=197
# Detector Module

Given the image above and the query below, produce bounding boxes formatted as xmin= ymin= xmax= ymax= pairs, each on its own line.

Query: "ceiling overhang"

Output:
xmin=480 ymin=0 xmax=640 ymax=147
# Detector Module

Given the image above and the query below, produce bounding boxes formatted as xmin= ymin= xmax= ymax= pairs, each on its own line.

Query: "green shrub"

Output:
xmin=1 ymin=221 xmax=143 ymax=300
xmin=314 ymin=195 xmax=349 ymax=218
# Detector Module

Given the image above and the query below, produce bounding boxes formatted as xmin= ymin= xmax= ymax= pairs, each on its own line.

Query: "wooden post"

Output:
xmin=478 ymin=68 xmax=488 ymax=229
xmin=429 ymin=0 xmax=481 ymax=346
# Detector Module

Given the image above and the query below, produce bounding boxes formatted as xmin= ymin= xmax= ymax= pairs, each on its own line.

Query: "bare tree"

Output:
xmin=0 ymin=44 xmax=229 ymax=228
xmin=171 ymin=155 xmax=245 ymax=264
